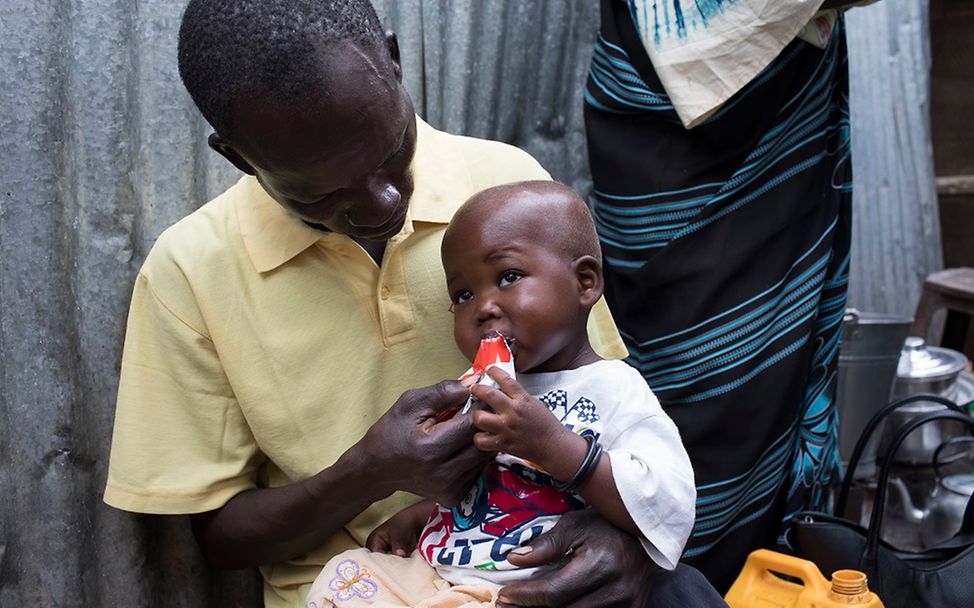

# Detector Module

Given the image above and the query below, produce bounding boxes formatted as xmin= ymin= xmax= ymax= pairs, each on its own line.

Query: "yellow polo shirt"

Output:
xmin=104 ymin=117 xmax=626 ymax=607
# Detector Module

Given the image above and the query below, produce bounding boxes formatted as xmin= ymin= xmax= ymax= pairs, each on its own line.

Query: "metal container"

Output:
xmin=885 ymin=438 xmax=974 ymax=550
xmin=837 ymin=309 xmax=913 ymax=477
xmin=882 ymin=337 xmax=970 ymax=465
xmin=924 ymin=471 xmax=974 ymax=547
xmin=957 ymin=371 xmax=974 ymax=411
xmin=891 ymin=337 xmax=969 ymax=401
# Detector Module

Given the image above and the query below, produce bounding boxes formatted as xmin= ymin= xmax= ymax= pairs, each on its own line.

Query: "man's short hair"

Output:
xmin=178 ymin=0 xmax=385 ymax=137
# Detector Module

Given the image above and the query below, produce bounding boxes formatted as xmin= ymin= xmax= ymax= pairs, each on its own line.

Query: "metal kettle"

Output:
xmin=887 ymin=438 xmax=974 ymax=548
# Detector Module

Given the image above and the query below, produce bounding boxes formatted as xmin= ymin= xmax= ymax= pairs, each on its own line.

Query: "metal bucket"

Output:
xmin=880 ymin=337 xmax=971 ymax=465
xmin=837 ymin=309 xmax=912 ymax=478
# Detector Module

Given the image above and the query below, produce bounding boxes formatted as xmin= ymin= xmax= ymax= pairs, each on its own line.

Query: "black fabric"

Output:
xmin=584 ymin=0 xmax=853 ymax=592
xmin=645 ymin=563 xmax=728 ymax=608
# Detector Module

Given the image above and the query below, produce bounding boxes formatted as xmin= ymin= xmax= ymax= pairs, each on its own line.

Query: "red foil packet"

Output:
xmin=434 ymin=332 xmax=515 ymax=422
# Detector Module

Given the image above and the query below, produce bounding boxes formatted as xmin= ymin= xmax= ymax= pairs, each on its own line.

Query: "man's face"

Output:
xmin=442 ymin=195 xmax=590 ymax=374
xmin=218 ymin=39 xmax=417 ymax=242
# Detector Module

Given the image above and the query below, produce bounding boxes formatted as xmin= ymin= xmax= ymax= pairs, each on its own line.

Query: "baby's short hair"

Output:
xmin=450 ymin=180 xmax=602 ymax=266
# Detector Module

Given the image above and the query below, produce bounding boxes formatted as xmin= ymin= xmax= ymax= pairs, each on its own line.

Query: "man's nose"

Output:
xmin=347 ymin=179 xmax=402 ymax=228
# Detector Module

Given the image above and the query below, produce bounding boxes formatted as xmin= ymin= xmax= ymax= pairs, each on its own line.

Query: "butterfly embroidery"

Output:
xmin=328 ymin=559 xmax=379 ymax=602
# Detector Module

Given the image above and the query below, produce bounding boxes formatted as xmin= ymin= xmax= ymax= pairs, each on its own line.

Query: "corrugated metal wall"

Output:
xmin=0 ymin=1 xmax=938 ymax=605
xmin=846 ymin=1 xmax=943 ymax=316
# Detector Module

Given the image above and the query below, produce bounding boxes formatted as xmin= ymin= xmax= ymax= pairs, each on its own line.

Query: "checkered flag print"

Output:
xmin=539 ymin=390 xmax=569 ymax=420
xmin=570 ymin=397 xmax=599 ymax=424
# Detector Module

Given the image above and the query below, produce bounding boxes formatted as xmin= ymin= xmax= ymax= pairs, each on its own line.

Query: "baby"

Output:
xmin=306 ymin=181 xmax=695 ymax=607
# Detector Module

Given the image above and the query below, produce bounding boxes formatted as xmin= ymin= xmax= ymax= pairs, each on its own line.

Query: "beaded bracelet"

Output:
xmin=553 ymin=434 xmax=603 ymax=493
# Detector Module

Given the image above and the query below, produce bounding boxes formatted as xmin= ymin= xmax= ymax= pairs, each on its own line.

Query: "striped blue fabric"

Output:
xmin=584 ymin=1 xmax=852 ymax=588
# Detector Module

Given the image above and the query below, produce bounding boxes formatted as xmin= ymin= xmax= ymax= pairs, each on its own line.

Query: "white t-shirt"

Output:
xmin=418 ymin=359 xmax=696 ymax=586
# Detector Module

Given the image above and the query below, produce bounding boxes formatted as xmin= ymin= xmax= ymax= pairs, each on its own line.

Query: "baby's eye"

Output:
xmin=452 ymin=290 xmax=473 ymax=305
xmin=499 ymin=272 xmax=521 ymax=287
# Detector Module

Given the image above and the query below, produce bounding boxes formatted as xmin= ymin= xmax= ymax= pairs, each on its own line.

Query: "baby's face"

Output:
xmin=441 ymin=200 xmax=590 ymax=374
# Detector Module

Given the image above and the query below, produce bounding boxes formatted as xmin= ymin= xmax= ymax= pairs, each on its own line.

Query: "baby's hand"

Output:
xmin=469 ymin=367 xmax=574 ymax=467
xmin=365 ymin=500 xmax=435 ymax=556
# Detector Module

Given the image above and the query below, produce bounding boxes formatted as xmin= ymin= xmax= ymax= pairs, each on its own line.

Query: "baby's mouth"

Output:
xmin=482 ymin=330 xmax=516 ymax=351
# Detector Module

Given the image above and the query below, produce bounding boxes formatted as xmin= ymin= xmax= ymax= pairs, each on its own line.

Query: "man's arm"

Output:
xmin=191 ymin=381 xmax=491 ymax=569
xmin=190 ymin=440 xmax=384 ymax=569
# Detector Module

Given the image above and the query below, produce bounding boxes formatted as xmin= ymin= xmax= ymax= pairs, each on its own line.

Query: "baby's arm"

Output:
xmin=469 ymin=368 xmax=640 ymax=536
xmin=365 ymin=499 xmax=436 ymax=556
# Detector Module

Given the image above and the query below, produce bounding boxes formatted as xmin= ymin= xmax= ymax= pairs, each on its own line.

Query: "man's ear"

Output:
xmin=385 ymin=30 xmax=403 ymax=82
xmin=208 ymin=133 xmax=256 ymax=175
xmin=573 ymin=255 xmax=604 ymax=307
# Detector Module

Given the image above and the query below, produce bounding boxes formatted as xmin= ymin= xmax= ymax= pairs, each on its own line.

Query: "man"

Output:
xmin=105 ymin=1 xmax=725 ymax=606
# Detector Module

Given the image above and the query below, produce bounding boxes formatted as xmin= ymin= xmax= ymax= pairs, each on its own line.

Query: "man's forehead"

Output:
xmin=227 ymin=39 xmax=397 ymax=132
xmin=226 ymin=59 xmax=409 ymax=172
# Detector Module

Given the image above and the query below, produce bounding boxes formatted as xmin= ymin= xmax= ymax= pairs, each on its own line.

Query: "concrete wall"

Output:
xmin=0 ymin=1 xmax=939 ymax=605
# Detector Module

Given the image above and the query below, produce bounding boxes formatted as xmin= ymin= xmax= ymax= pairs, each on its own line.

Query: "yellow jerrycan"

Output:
xmin=725 ymin=549 xmax=884 ymax=608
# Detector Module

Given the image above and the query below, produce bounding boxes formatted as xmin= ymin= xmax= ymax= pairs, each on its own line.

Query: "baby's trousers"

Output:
xmin=305 ymin=548 xmax=497 ymax=608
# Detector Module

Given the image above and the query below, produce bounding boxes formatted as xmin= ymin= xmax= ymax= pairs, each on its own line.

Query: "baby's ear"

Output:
xmin=573 ymin=255 xmax=604 ymax=307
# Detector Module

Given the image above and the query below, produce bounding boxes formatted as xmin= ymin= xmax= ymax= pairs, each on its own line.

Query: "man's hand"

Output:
xmin=190 ymin=381 xmax=490 ymax=570
xmin=497 ymin=509 xmax=657 ymax=608
xmin=360 ymin=380 xmax=494 ymax=506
